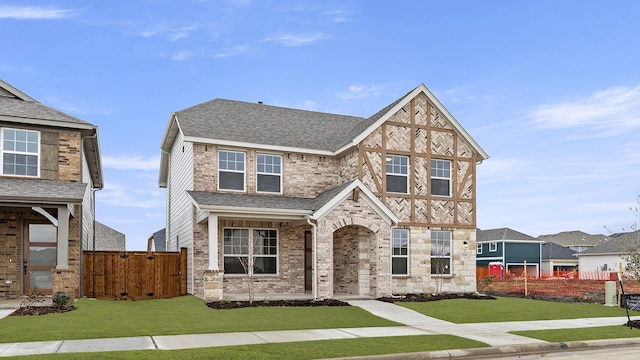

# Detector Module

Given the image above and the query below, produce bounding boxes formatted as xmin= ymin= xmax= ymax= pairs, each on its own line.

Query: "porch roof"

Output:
xmin=187 ymin=179 xmax=399 ymax=225
xmin=0 ymin=178 xmax=87 ymax=205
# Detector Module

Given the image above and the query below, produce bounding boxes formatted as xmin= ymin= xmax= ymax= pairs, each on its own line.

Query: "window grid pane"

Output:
xmin=257 ymin=154 xmax=282 ymax=193
xmin=223 ymin=228 xmax=277 ymax=275
xmin=392 ymin=229 xmax=409 ymax=275
xmin=2 ymin=129 xmax=39 ymax=176
xmin=431 ymin=230 xmax=452 ymax=275
xmin=218 ymin=151 xmax=245 ymax=190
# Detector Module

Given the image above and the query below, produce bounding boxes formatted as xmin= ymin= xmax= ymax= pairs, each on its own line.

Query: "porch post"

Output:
xmin=208 ymin=213 xmax=219 ymax=270
xmin=56 ymin=206 xmax=70 ymax=270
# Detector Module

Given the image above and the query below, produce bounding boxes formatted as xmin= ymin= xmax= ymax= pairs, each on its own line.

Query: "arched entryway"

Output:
xmin=332 ymin=225 xmax=376 ymax=297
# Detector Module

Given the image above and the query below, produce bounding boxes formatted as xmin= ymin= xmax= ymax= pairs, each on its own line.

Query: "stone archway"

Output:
xmin=332 ymin=225 xmax=374 ymax=296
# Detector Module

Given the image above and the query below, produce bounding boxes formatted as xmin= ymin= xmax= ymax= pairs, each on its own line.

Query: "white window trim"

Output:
xmin=391 ymin=228 xmax=410 ymax=276
xmin=489 ymin=242 xmax=497 ymax=252
xmin=430 ymin=230 xmax=452 ymax=276
xmin=223 ymin=227 xmax=279 ymax=276
xmin=430 ymin=159 xmax=451 ymax=197
xmin=1 ymin=127 xmax=40 ymax=178
xmin=256 ymin=153 xmax=283 ymax=194
xmin=218 ymin=150 xmax=246 ymax=192
xmin=476 ymin=243 xmax=483 ymax=255
xmin=386 ymin=154 xmax=409 ymax=194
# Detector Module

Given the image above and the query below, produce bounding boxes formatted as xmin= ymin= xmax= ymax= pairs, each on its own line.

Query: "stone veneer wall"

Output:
xmin=192 ymin=144 xmax=342 ymax=197
xmin=392 ymin=227 xmax=476 ymax=294
xmin=192 ymin=218 xmax=309 ymax=299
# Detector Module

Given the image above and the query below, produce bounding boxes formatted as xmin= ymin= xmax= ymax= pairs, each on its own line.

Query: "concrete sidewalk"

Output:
xmin=0 ymin=300 xmax=639 ymax=358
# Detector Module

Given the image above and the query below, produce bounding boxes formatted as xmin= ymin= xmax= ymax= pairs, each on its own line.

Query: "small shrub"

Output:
xmin=52 ymin=292 xmax=71 ymax=309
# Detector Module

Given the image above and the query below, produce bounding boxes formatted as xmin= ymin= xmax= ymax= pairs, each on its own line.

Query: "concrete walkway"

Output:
xmin=0 ymin=300 xmax=639 ymax=358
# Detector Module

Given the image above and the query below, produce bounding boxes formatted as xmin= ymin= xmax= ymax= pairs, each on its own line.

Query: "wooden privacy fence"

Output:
xmin=83 ymin=249 xmax=187 ymax=300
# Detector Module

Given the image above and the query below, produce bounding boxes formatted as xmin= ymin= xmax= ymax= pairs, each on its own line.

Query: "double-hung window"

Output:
xmin=489 ymin=242 xmax=497 ymax=252
xmin=1 ymin=128 xmax=39 ymax=177
xmin=476 ymin=243 xmax=483 ymax=255
xmin=257 ymin=154 xmax=282 ymax=193
xmin=223 ymin=228 xmax=278 ymax=275
xmin=218 ymin=150 xmax=245 ymax=191
xmin=391 ymin=229 xmax=409 ymax=275
xmin=386 ymin=155 xmax=409 ymax=193
xmin=430 ymin=230 xmax=451 ymax=275
xmin=430 ymin=159 xmax=451 ymax=196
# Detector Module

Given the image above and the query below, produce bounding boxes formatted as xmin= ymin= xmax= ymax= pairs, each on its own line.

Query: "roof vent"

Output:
xmin=258 ymin=101 xmax=263 ymax=104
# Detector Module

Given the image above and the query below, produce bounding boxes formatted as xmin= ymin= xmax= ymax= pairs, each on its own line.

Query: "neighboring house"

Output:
xmin=94 ymin=221 xmax=126 ymax=251
xmin=538 ymin=230 xmax=609 ymax=253
xmin=158 ymin=84 xmax=488 ymax=301
xmin=150 ymin=228 xmax=167 ymax=251
xmin=0 ymin=79 xmax=103 ymax=300
xmin=476 ymin=228 xmax=542 ymax=278
xmin=541 ymin=242 xmax=577 ymax=277
xmin=576 ymin=230 xmax=640 ymax=280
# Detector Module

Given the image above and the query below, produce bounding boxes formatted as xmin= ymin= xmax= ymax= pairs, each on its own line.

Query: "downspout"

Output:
xmin=306 ymin=217 xmax=318 ymax=300
xmin=81 ymin=130 xmax=102 ymax=298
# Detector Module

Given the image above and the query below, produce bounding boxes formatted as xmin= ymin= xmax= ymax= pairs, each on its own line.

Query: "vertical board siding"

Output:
xmin=82 ymin=249 xmax=187 ymax=299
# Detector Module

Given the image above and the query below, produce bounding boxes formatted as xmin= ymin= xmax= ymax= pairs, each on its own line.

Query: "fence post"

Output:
xmin=524 ymin=260 xmax=528 ymax=296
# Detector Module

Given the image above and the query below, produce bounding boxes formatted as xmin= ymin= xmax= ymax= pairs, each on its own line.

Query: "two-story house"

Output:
xmin=0 ymin=79 xmax=103 ymax=300
xmin=158 ymin=84 xmax=488 ymax=301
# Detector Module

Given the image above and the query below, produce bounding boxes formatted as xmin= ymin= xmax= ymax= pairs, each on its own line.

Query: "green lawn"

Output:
xmin=396 ymin=296 xmax=640 ymax=323
xmin=2 ymin=335 xmax=487 ymax=360
xmin=0 ymin=296 xmax=399 ymax=343
xmin=512 ymin=325 xmax=640 ymax=342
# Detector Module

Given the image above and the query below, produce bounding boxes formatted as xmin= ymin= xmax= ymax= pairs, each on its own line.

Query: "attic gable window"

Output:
xmin=218 ymin=150 xmax=245 ymax=191
xmin=431 ymin=159 xmax=451 ymax=197
xmin=386 ymin=155 xmax=409 ymax=193
xmin=257 ymin=154 xmax=281 ymax=193
xmin=1 ymin=128 xmax=39 ymax=177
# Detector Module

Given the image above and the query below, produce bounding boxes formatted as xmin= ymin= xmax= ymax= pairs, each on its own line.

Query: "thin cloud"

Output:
xmin=171 ymin=50 xmax=193 ymax=61
xmin=0 ymin=5 xmax=80 ymax=19
xmin=97 ymin=183 xmax=165 ymax=209
xmin=530 ymin=85 xmax=640 ymax=133
xmin=213 ymin=44 xmax=249 ymax=58
xmin=263 ymin=32 xmax=326 ymax=47
xmin=337 ymin=84 xmax=383 ymax=101
xmin=102 ymin=155 xmax=160 ymax=171
xmin=140 ymin=23 xmax=199 ymax=41
xmin=324 ymin=9 xmax=354 ymax=23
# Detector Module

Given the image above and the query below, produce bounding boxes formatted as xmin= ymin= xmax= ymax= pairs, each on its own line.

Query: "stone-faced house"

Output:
xmin=158 ymin=84 xmax=488 ymax=301
xmin=0 ymin=79 xmax=103 ymax=300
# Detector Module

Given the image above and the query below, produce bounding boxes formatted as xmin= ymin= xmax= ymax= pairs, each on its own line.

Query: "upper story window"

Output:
xmin=218 ymin=150 xmax=245 ymax=191
xmin=392 ymin=229 xmax=409 ymax=275
xmin=257 ymin=154 xmax=282 ymax=193
xmin=431 ymin=159 xmax=451 ymax=197
xmin=476 ymin=243 xmax=483 ymax=255
xmin=489 ymin=242 xmax=497 ymax=252
xmin=1 ymin=128 xmax=39 ymax=177
xmin=386 ymin=155 xmax=408 ymax=193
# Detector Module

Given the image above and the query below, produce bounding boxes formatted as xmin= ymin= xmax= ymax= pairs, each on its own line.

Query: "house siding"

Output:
xmin=81 ymin=151 xmax=95 ymax=251
xmin=167 ymin=131 xmax=195 ymax=292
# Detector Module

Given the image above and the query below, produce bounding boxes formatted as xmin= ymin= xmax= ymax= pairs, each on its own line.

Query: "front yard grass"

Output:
xmin=511 ymin=325 xmax=640 ymax=342
xmin=1 ymin=335 xmax=487 ymax=360
xmin=396 ymin=296 xmax=640 ymax=323
xmin=0 ymin=296 xmax=399 ymax=343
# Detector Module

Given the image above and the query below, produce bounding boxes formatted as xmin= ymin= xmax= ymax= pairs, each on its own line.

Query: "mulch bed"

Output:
xmin=10 ymin=306 xmax=76 ymax=316
xmin=377 ymin=292 xmax=496 ymax=303
xmin=206 ymin=298 xmax=349 ymax=309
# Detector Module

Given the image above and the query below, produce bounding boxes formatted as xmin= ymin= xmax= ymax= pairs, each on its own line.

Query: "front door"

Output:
xmin=304 ymin=231 xmax=312 ymax=291
xmin=22 ymin=222 xmax=57 ymax=295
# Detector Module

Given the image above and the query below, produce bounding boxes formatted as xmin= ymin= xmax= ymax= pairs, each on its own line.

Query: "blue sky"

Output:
xmin=2 ymin=1 xmax=639 ymax=250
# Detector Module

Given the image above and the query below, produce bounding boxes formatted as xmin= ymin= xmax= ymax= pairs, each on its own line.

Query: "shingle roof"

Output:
xmin=0 ymin=177 xmax=87 ymax=204
xmin=0 ymin=93 xmax=93 ymax=128
xmin=188 ymin=180 xmax=354 ymax=213
xmin=477 ymin=227 xmax=538 ymax=242
xmin=176 ymin=99 xmax=365 ymax=152
xmin=538 ymin=230 xmax=609 ymax=247
xmin=542 ymin=242 xmax=577 ymax=260
xmin=578 ymin=230 xmax=640 ymax=255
